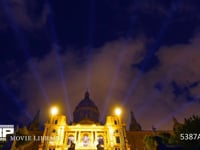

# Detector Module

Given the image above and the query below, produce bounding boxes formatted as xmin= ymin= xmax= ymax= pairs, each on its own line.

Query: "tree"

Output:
xmin=143 ymin=135 xmax=158 ymax=150
xmin=158 ymin=132 xmax=171 ymax=145
xmin=171 ymin=115 xmax=200 ymax=149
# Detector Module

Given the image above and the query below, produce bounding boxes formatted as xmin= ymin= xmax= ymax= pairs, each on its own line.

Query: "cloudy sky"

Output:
xmin=0 ymin=0 xmax=200 ymax=130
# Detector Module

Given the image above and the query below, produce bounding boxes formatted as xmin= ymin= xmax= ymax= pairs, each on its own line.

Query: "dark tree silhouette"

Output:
xmin=172 ymin=115 xmax=200 ymax=150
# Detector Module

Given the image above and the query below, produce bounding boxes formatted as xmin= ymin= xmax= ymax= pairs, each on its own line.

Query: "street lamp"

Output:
xmin=50 ymin=106 xmax=58 ymax=116
xmin=114 ymin=107 xmax=126 ymax=150
xmin=45 ymin=106 xmax=59 ymax=150
xmin=115 ymin=107 xmax=122 ymax=116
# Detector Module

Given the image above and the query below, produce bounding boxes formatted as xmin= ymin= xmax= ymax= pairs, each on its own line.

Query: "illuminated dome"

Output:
xmin=73 ymin=91 xmax=100 ymax=124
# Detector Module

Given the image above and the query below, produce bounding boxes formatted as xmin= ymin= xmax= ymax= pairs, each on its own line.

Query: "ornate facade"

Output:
xmin=38 ymin=91 xmax=130 ymax=150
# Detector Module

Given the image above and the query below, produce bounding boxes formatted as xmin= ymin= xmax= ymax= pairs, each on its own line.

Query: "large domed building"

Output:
xmin=73 ymin=91 xmax=100 ymax=124
xmin=10 ymin=91 xmax=177 ymax=150
xmin=38 ymin=91 xmax=130 ymax=150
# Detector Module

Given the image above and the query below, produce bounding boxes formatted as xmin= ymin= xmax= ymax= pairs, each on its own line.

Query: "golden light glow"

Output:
xmin=50 ymin=106 xmax=58 ymax=116
xmin=115 ymin=107 xmax=122 ymax=116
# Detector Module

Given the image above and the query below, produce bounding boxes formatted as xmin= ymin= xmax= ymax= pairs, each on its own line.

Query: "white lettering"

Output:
xmin=0 ymin=126 xmax=14 ymax=141
xmin=2 ymin=128 xmax=14 ymax=137
xmin=10 ymin=136 xmax=32 ymax=141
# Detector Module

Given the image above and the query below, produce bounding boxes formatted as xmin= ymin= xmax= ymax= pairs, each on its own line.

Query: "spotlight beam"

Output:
xmin=53 ymin=44 xmax=72 ymax=121
xmin=86 ymin=0 xmax=96 ymax=89
xmin=45 ymin=1 xmax=72 ymax=121
xmin=156 ymin=102 xmax=194 ymax=128
xmin=0 ymin=80 xmax=33 ymax=120
xmin=1 ymin=0 xmax=50 ymax=105
xmin=134 ymin=46 xmax=200 ymax=119
xmin=135 ymin=73 xmax=172 ymax=118
xmin=122 ymin=0 xmax=181 ymax=106
xmin=135 ymin=91 xmax=159 ymax=118
xmin=101 ymin=4 xmax=140 ymax=121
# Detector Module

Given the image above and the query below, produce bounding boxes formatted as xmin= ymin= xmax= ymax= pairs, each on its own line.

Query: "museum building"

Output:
xmin=38 ymin=91 xmax=130 ymax=150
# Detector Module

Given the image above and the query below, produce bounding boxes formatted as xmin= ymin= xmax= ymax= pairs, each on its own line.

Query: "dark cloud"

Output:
xmin=0 ymin=0 xmax=47 ymax=31
xmin=1 ymin=0 xmax=200 ymax=129
xmin=132 ymin=54 xmax=160 ymax=72
xmin=12 ymin=34 xmax=200 ymax=130
xmin=17 ymin=39 xmax=145 ymax=125
xmin=0 ymin=0 xmax=200 ymax=54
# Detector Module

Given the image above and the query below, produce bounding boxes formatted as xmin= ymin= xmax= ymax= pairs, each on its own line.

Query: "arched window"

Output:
xmin=52 ymin=129 xmax=56 ymax=133
xmin=67 ymin=135 xmax=74 ymax=145
xmin=114 ymin=120 xmax=118 ymax=125
xmin=97 ymin=135 xmax=104 ymax=145
xmin=51 ymin=129 xmax=57 ymax=137
xmin=82 ymin=134 xmax=89 ymax=146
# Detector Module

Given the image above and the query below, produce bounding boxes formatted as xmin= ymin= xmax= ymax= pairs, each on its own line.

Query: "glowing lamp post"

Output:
xmin=115 ymin=107 xmax=122 ymax=124
xmin=51 ymin=106 xmax=58 ymax=116
xmin=115 ymin=108 xmax=121 ymax=116
xmin=50 ymin=106 xmax=58 ymax=123
xmin=45 ymin=106 xmax=59 ymax=150
xmin=115 ymin=107 xmax=125 ymax=150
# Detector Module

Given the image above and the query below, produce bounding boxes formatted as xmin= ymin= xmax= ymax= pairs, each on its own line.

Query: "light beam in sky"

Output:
xmin=156 ymin=102 xmax=194 ymax=128
xmin=86 ymin=0 xmax=96 ymax=90
xmin=122 ymin=0 xmax=181 ymax=106
xmin=1 ymin=0 xmax=50 ymax=106
xmin=0 ymin=81 xmax=33 ymax=121
xmin=101 ymin=1 xmax=140 ymax=121
xmin=45 ymin=1 xmax=72 ymax=121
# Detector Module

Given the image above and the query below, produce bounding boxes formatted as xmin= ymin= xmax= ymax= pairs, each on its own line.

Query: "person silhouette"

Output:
xmin=96 ymin=143 xmax=104 ymax=150
xmin=68 ymin=141 xmax=75 ymax=150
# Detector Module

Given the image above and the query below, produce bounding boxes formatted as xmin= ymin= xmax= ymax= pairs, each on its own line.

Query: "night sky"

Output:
xmin=0 ymin=0 xmax=200 ymax=130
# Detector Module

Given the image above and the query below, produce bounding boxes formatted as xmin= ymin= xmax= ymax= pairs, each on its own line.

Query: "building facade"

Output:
xmin=38 ymin=91 xmax=130 ymax=150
